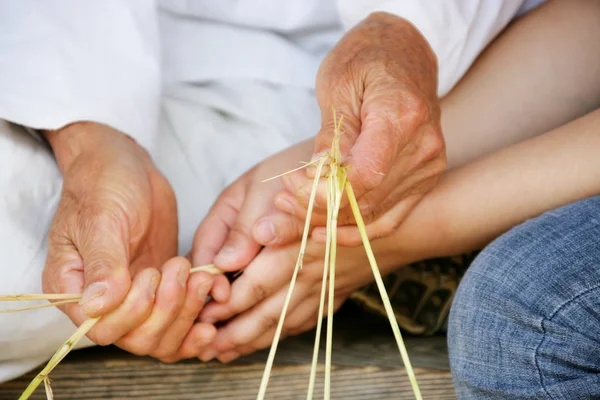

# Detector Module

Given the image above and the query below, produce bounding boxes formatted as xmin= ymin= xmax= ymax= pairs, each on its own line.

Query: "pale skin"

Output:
xmin=193 ymin=0 xmax=600 ymax=362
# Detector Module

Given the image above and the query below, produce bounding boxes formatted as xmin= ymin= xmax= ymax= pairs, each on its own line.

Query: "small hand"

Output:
xmin=197 ymin=233 xmax=407 ymax=363
xmin=191 ymin=140 xmax=315 ymax=274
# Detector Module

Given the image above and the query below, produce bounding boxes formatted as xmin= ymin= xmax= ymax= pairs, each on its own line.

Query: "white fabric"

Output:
xmin=0 ymin=1 xmax=161 ymax=152
xmin=0 ymin=80 xmax=321 ymax=383
xmin=337 ymin=0 xmax=546 ymax=96
xmin=0 ymin=1 xmax=545 ymax=152
xmin=0 ymin=120 xmax=95 ymax=383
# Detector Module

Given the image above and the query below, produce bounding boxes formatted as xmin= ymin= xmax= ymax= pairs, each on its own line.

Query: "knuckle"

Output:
xmin=227 ymin=224 xmax=252 ymax=246
xmin=250 ymin=282 xmax=269 ymax=304
xmin=418 ymin=128 xmax=446 ymax=164
xmin=259 ymin=313 xmax=279 ymax=332
xmin=373 ymin=219 xmax=398 ymax=240
xmin=83 ymin=258 xmax=113 ymax=279
xmin=89 ymin=328 xmax=115 ymax=347
xmin=125 ymin=340 xmax=158 ymax=357
xmin=401 ymin=92 xmax=429 ymax=126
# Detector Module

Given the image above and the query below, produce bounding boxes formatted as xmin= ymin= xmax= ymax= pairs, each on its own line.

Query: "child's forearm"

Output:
xmin=441 ymin=0 xmax=600 ymax=169
xmin=385 ymin=108 xmax=600 ymax=265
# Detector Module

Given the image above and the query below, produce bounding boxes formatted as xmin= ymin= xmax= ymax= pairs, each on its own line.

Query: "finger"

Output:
xmin=252 ymin=211 xmax=306 ymax=246
xmin=210 ymin=274 xmax=231 ymax=303
xmin=200 ymin=282 xmax=312 ymax=360
xmin=312 ymin=194 xmax=422 ymax=246
xmin=191 ymin=183 xmax=244 ymax=267
xmin=116 ymin=257 xmax=189 ymax=355
xmin=213 ymin=174 xmax=284 ymax=271
xmin=85 ymin=267 xmax=160 ymax=346
xmin=281 ymin=167 xmax=330 ymax=211
xmin=43 ymin=236 xmax=88 ymax=325
xmin=273 ymin=190 xmax=329 ymax=227
xmin=76 ymin=213 xmax=132 ymax=317
xmin=218 ymin=298 xmax=322 ymax=363
xmin=199 ymin=245 xmax=298 ymax=324
xmin=160 ymin=322 xmax=217 ymax=363
xmin=152 ymin=269 xmax=214 ymax=360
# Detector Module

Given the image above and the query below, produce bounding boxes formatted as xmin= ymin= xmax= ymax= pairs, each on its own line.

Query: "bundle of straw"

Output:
xmin=0 ymin=110 xmax=421 ymax=400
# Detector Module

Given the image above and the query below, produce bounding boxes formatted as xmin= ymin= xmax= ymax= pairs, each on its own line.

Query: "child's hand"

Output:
xmin=190 ymin=140 xmax=315 ymax=274
xmin=196 ymin=235 xmax=408 ymax=363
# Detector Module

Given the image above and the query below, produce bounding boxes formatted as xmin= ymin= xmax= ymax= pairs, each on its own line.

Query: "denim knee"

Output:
xmin=448 ymin=196 xmax=600 ymax=399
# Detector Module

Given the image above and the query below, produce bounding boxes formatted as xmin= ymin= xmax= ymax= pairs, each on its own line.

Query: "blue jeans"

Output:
xmin=448 ymin=196 xmax=600 ymax=399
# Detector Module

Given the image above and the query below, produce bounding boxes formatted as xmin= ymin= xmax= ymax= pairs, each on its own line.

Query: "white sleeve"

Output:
xmin=0 ymin=1 xmax=160 ymax=152
xmin=338 ymin=0 xmax=527 ymax=96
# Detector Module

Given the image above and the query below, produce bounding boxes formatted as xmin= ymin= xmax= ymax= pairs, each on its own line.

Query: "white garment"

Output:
xmin=0 ymin=0 xmax=545 ymax=153
xmin=0 ymin=80 xmax=321 ymax=383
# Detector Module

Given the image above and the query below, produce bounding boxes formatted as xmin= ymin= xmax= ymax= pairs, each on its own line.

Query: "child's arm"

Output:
xmin=442 ymin=0 xmax=600 ymax=168
xmin=379 ymin=107 xmax=600 ymax=266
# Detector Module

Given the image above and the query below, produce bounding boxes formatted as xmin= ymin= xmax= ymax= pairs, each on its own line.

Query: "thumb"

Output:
xmin=77 ymin=214 xmax=132 ymax=317
xmin=311 ymin=104 xmax=361 ymax=165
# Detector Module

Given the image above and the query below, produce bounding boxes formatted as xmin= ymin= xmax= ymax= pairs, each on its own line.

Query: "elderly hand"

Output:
xmin=259 ymin=12 xmax=446 ymax=247
xmin=41 ymin=122 xmax=215 ymax=362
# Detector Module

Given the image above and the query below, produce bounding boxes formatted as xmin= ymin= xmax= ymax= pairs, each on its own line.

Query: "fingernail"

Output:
xmin=214 ymin=247 xmax=236 ymax=266
xmin=177 ymin=264 xmax=189 ymax=289
xmin=254 ymin=220 xmax=276 ymax=244
xmin=79 ymin=282 xmax=108 ymax=315
xmin=218 ymin=351 xmax=240 ymax=364
xmin=200 ymin=349 xmax=218 ymax=362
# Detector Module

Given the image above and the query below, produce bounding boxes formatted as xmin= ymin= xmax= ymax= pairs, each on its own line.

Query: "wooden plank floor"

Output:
xmin=0 ymin=304 xmax=455 ymax=399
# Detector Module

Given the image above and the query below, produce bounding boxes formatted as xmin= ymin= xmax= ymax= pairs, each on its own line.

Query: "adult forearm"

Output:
xmin=391 ymin=108 xmax=600 ymax=264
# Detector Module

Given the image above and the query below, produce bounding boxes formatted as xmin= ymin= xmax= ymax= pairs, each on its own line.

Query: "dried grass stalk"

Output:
xmin=346 ymin=182 xmax=422 ymax=400
xmin=190 ymin=264 xmax=224 ymax=275
xmin=256 ymin=156 xmax=327 ymax=400
xmin=19 ymin=317 xmax=100 ymax=400
xmin=260 ymin=110 xmax=422 ymax=400
xmin=0 ymin=299 xmax=79 ymax=314
xmin=43 ymin=377 xmax=53 ymax=400
xmin=0 ymin=294 xmax=81 ymax=301
xmin=11 ymin=263 xmax=220 ymax=399
xmin=306 ymin=178 xmax=334 ymax=400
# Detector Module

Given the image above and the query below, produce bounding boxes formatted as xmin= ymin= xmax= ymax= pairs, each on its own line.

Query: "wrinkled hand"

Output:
xmin=41 ymin=122 xmax=215 ymax=362
xmin=196 ymin=232 xmax=408 ymax=363
xmin=265 ymin=12 xmax=446 ymax=246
